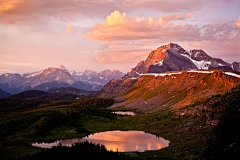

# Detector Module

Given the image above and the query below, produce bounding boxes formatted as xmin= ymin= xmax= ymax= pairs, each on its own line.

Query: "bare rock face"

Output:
xmin=147 ymin=48 xmax=197 ymax=73
xmin=125 ymin=43 xmax=239 ymax=78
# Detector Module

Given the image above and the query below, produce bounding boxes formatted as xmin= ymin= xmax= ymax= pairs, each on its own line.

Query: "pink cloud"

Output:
xmin=2 ymin=15 xmax=37 ymax=24
xmin=161 ymin=13 xmax=192 ymax=21
xmin=235 ymin=17 xmax=240 ymax=29
xmin=84 ymin=11 xmax=239 ymax=44
xmin=0 ymin=0 xmax=39 ymax=24
xmin=93 ymin=42 xmax=154 ymax=64
xmin=64 ymin=22 xmax=74 ymax=34
xmin=84 ymin=10 xmax=198 ymax=41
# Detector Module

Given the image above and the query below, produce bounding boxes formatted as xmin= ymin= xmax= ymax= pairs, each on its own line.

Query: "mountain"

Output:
xmin=87 ymin=69 xmax=125 ymax=85
xmin=101 ymin=70 xmax=240 ymax=113
xmin=58 ymin=65 xmax=125 ymax=85
xmin=126 ymin=43 xmax=239 ymax=78
xmin=70 ymin=69 xmax=97 ymax=82
xmin=0 ymin=67 xmax=103 ymax=94
xmin=0 ymin=88 xmax=11 ymax=98
xmin=70 ymin=69 xmax=125 ymax=85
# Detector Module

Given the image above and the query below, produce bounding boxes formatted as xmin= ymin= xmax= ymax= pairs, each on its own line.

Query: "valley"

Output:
xmin=1 ymin=84 xmax=240 ymax=159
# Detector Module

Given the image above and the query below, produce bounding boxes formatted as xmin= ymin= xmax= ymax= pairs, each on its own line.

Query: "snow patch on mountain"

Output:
xmin=187 ymin=70 xmax=214 ymax=74
xmin=224 ymin=72 xmax=240 ymax=79
xmin=141 ymin=72 xmax=183 ymax=77
xmin=24 ymin=71 xmax=43 ymax=78
xmin=153 ymin=60 xmax=163 ymax=66
xmin=180 ymin=53 xmax=211 ymax=70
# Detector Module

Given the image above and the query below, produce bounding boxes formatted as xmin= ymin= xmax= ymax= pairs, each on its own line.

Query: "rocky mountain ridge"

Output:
xmin=101 ymin=70 xmax=240 ymax=112
xmin=126 ymin=43 xmax=239 ymax=78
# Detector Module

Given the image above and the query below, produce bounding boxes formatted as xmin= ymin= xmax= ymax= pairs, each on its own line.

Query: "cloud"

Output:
xmin=93 ymin=42 xmax=154 ymax=64
xmin=0 ymin=0 xmax=22 ymax=15
xmin=159 ymin=13 xmax=192 ymax=21
xmin=0 ymin=0 xmax=39 ymax=24
xmin=84 ymin=11 xmax=239 ymax=43
xmin=2 ymin=15 xmax=37 ymax=24
xmin=235 ymin=17 xmax=240 ymax=29
xmin=0 ymin=0 xmax=37 ymax=15
xmin=83 ymin=10 xmax=198 ymax=41
xmin=64 ymin=22 xmax=74 ymax=34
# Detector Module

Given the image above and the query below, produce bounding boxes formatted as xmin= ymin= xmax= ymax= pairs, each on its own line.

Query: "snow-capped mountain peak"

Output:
xmin=126 ymin=43 xmax=237 ymax=77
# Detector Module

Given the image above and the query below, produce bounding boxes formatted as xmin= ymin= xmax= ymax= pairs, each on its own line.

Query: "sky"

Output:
xmin=0 ymin=0 xmax=240 ymax=74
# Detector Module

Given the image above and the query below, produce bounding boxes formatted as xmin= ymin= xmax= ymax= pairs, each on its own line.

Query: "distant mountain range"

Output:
xmin=126 ymin=43 xmax=240 ymax=78
xmin=68 ymin=68 xmax=125 ymax=85
xmin=0 ymin=66 xmax=124 ymax=94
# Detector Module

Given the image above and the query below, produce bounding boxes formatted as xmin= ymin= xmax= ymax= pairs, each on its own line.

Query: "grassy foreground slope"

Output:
xmin=0 ymin=85 xmax=240 ymax=159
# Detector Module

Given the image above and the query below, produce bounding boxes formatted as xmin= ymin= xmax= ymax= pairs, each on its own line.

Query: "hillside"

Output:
xmin=101 ymin=70 xmax=240 ymax=112
xmin=47 ymin=87 xmax=99 ymax=97
xmin=8 ymin=87 xmax=99 ymax=100
xmin=9 ymin=90 xmax=49 ymax=99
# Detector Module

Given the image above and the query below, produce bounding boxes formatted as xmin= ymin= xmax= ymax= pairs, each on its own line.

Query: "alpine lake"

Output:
xmin=32 ymin=112 xmax=170 ymax=152
xmin=32 ymin=130 xmax=170 ymax=152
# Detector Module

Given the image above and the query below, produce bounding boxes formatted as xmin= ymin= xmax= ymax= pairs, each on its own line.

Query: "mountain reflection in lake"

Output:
xmin=32 ymin=130 xmax=170 ymax=152
xmin=112 ymin=111 xmax=136 ymax=116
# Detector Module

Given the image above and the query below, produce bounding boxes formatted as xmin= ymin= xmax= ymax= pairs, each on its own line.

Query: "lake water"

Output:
xmin=32 ymin=130 xmax=170 ymax=152
xmin=112 ymin=111 xmax=136 ymax=116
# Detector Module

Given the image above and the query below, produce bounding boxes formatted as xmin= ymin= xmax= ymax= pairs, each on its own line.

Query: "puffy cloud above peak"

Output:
xmin=84 ymin=11 xmax=239 ymax=44
xmin=84 ymin=10 xmax=198 ymax=41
